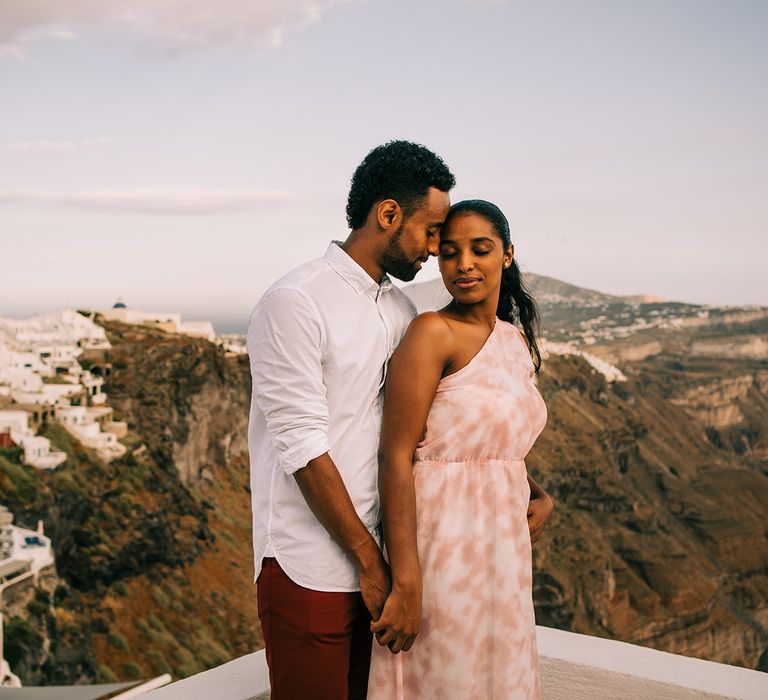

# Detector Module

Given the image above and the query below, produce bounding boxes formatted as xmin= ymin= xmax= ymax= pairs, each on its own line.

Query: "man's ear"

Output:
xmin=376 ymin=199 xmax=402 ymax=232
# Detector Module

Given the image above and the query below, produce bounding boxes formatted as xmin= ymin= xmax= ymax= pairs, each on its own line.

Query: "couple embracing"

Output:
xmin=247 ymin=141 xmax=554 ymax=699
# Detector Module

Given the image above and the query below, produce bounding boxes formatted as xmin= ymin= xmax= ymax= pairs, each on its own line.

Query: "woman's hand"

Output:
xmin=527 ymin=474 xmax=554 ymax=544
xmin=370 ymin=579 xmax=422 ymax=654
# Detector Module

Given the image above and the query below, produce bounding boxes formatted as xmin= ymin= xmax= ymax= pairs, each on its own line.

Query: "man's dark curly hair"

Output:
xmin=346 ymin=141 xmax=456 ymax=229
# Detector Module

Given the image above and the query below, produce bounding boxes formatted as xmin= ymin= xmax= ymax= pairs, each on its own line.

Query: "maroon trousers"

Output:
xmin=257 ymin=557 xmax=373 ymax=700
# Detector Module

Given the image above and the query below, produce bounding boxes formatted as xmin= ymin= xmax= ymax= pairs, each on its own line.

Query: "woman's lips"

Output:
xmin=455 ymin=278 xmax=479 ymax=289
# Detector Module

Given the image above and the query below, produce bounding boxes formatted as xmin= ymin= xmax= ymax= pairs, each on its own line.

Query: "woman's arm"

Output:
xmin=371 ymin=313 xmax=452 ymax=654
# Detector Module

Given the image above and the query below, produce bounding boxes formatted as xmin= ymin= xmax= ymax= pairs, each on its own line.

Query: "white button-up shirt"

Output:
xmin=248 ymin=242 xmax=416 ymax=591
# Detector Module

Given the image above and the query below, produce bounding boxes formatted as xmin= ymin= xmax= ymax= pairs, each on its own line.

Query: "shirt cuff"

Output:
xmin=277 ymin=434 xmax=330 ymax=475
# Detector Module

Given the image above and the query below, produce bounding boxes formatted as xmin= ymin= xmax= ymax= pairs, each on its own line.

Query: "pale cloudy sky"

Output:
xmin=1 ymin=0 xmax=766 ymax=332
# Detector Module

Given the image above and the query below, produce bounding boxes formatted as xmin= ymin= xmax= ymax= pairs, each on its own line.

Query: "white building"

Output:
xmin=0 ymin=505 xmax=55 ymax=584
xmin=80 ymin=370 xmax=106 ymax=405
xmin=0 ymin=309 xmax=111 ymax=354
xmin=101 ymin=305 xmax=182 ymax=328
xmin=0 ymin=411 xmax=30 ymax=440
xmin=0 ymin=346 xmax=51 ymax=376
xmin=179 ymin=320 xmax=216 ymax=342
xmin=0 ymin=367 xmax=43 ymax=393
xmin=0 ymin=411 xmax=66 ymax=470
xmin=217 ymin=334 xmax=247 ymax=356
xmin=69 ymin=422 xmax=126 ymax=461
xmin=0 ymin=611 xmax=22 ymax=688
xmin=0 ymin=310 xmax=125 ymax=463
xmin=101 ymin=302 xmax=216 ymax=342
xmin=20 ymin=436 xmax=67 ymax=470
xmin=0 ymin=505 xmax=55 ymax=689
xmin=0 ymin=353 xmax=82 ymax=402
xmin=10 ymin=382 xmax=83 ymax=407
xmin=36 ymin=343 xmax=82 ymax=368
xmin=55 ymin=405 xmax=126 ymax=461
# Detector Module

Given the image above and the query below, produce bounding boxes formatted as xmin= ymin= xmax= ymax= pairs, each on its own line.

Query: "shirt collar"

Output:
xmin=324 ymin=241 xmax=393 ymax=296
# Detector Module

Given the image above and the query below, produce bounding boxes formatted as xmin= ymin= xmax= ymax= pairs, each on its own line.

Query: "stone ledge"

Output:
xmin=142 ymin=626 xmax=767 ymax=700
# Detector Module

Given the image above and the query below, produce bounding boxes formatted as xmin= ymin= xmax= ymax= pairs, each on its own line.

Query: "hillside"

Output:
xmin=528 ymin=352 xmax=768 ymax=668
xmin=405 ymin=274 xmax=768 ymax=670
xmin=403 ymin=272 xmax=624 ymax=314
xmin=2 ymin=277 xmax=767 ymax=683
xmin=404 ymin=276 xmax=768 ymax=345
xmin=1 ymin=320 xmax=260 ymax=684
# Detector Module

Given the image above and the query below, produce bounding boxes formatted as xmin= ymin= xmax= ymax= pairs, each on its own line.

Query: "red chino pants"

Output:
xmin=257 ymin=557 xmax=373 ymax=700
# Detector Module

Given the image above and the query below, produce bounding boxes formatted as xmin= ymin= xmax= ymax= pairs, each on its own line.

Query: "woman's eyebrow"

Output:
xmin=439 ymin=236 xmax=495 ymax=244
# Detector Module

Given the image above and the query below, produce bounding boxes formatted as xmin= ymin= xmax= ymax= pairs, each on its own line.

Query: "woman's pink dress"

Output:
xmin=368 ymin=320 xmax=547 ymax=699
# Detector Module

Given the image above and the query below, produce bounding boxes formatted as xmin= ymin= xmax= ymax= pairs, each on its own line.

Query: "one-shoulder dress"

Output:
xmin=368 ymin=319 xmax=547 ymax=700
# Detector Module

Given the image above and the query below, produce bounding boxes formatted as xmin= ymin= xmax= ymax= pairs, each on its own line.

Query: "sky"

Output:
xmin=1 ymin=0 xmax=767 ymax=333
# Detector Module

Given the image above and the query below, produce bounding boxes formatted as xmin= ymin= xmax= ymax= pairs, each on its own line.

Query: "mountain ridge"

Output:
xmin=2 ymin=274 xmax=767 ymax=683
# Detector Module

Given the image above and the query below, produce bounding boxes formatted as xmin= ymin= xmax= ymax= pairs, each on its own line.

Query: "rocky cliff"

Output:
xmin=528 ymin=351 xmax=768 ymax=671
xmin=404 ymin=277 xmax=768 ymax=670
xmin=1 ymin=319 xmax=260 ymax=684
xmin=2 ymin=302 xmax=766 ymax=684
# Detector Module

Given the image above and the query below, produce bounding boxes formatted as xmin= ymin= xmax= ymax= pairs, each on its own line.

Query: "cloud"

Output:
xmin=42 ymin=29 xmax=78 ymax=40
xmin=9 ymin=136 xmax=114 ymax=154
xmin=0 ymin=44 xmax=24 ymax=59
xmin=0 ymin=0 xmax=352 ymax=53
xmin=0 ymin=188 xmax=295 ymax=214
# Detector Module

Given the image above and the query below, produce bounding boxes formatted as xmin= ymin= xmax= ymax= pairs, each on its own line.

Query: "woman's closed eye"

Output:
xmin=439 ymin=249 xmax=491 ymax=258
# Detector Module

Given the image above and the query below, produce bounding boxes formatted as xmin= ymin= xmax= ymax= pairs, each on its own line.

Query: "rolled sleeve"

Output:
xmin=248 ymin=287 xmax=329 ymax=474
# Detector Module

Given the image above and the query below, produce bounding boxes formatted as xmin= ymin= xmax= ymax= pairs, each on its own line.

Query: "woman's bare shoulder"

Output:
xmin=405 ymin=311 xmax=454 ymax=342
xmin=393 ymin=312 xmax=455 ymax=362
xmin=391 ymin=312 xmax=455 ymax=373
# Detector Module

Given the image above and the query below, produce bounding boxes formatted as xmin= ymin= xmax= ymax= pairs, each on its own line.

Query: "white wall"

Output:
xmin=101 ymin=307 xmax=182 ymax=328
xmin=0 ymin=411 xmax=29 ymax=435
xmin=142 ymin=627 xmax=768 ymax=700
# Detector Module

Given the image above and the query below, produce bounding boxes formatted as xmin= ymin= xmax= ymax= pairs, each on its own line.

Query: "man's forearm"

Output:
xmin=294 ymin=452 xmax=380 ymax=570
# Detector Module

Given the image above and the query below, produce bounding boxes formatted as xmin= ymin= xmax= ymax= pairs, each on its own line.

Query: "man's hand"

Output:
xmin=527 ymin=490 xmax=554 ymax=544
xmin=294 ymin=455 xmax=392 ymax=618
xmin=353 ymin=539 xmax=391 ymax=621
xmin=370 ymin=580 xmax=422 ymax=654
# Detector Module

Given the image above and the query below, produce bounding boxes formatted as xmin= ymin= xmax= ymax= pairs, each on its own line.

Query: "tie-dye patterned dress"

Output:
xmin=368 ymin=320 xmax=547 ymax=700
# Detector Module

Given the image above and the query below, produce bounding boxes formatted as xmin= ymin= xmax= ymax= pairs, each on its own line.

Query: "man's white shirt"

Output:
xmin=247 ymin=242 xmax=417 ymax=591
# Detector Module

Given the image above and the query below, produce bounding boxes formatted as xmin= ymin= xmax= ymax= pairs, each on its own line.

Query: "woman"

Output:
xmin=367 ymin=200 xmax=553 ymax=699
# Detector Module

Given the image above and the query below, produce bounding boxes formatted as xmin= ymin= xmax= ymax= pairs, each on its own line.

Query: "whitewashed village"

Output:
xmin=0 ymin=303 xmax=237 ymax=688
xmin=1 ymin=295 xmax=765 ymax=697
xmin=0 ymin=297 xmax=632 ymax=691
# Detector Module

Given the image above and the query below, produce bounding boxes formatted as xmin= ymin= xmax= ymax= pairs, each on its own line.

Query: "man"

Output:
xmin=247 ymin=140 xmax=456 ymax=699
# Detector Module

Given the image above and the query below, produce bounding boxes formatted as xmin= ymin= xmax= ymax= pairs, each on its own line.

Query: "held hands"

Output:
xmin=370 ymin=579 xmax=422 ymax=654
xmin=527 ymin=490 xmax=554 ymax=544
xmin=356 ymin=543 xmax=392 ymax=622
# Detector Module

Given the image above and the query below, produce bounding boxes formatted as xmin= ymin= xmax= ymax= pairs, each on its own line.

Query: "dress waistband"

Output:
xmin=413 ymin=457 xmax=526 ymax=465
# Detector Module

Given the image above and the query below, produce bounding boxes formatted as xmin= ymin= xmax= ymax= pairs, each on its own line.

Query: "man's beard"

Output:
xmin=381 ymin=225 xmax=420 ymax=282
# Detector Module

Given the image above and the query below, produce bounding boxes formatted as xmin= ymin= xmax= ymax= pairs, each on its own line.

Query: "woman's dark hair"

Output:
xmin=346 ymin=141 xmax=456 ymax=229
xmin=444 ymin=199 xmax=542 ymax=373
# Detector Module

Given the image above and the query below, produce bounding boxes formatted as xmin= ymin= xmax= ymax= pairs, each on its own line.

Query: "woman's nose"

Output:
xmin=457 ymin=255 xmax=474 ymax=272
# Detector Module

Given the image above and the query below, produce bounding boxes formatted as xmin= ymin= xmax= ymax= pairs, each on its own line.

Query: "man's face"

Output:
xmin=382 ymin=187 xmax=451 ymax=282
